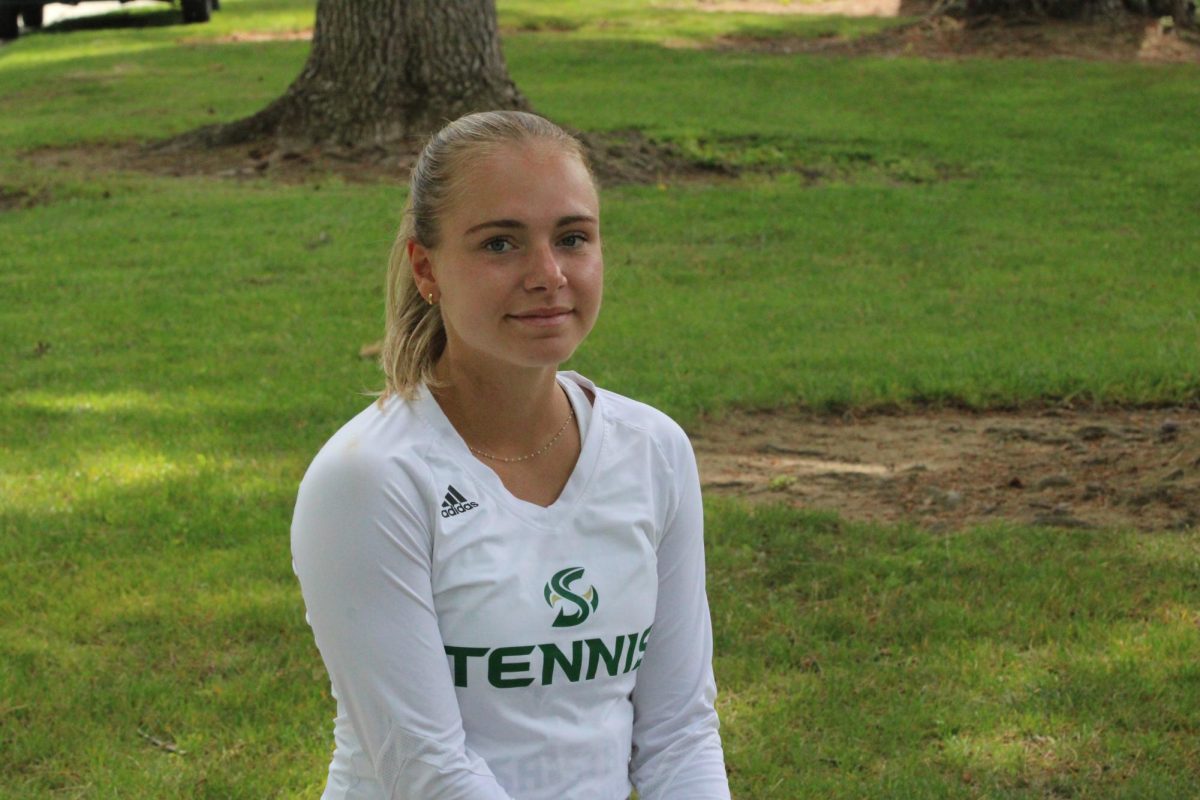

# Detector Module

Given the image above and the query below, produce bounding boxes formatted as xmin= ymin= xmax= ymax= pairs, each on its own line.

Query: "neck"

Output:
xmin=431 ymin=352 xmax=570 ymax=458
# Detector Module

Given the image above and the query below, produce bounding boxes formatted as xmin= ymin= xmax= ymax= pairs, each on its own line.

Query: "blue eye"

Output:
xmin=560 ymin=233 xmax=586 ymax=248
xmin=483 ymin=238 xmax=513 ymax=253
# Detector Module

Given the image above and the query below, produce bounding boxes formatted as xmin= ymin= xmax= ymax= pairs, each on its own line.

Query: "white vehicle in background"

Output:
xmin=0 ymin=0 xmax=219 ymax=41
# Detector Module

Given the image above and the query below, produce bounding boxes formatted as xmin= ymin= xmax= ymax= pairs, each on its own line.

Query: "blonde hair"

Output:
xmin=379 ymin=111 xmax=593 ymax=402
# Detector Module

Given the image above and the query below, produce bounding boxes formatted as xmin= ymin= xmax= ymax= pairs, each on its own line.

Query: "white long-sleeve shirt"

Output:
xmin=291 ymin=371 xmax=730 ymax=800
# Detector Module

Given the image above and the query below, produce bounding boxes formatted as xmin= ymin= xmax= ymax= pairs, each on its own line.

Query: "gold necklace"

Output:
xmin=468 ymin=404 xmax=576 ymax=463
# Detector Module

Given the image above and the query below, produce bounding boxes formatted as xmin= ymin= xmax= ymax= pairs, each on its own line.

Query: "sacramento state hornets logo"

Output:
xmin=544 ymin=567 xmax=599 ymax=628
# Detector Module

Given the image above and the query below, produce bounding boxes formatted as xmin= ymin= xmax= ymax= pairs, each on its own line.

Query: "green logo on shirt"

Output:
xmin=544 ymin=566 xmax=599 ymax=628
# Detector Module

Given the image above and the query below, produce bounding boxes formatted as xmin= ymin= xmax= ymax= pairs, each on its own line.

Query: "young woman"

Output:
xmin=291 ymin=111 xmax=730 ymax=800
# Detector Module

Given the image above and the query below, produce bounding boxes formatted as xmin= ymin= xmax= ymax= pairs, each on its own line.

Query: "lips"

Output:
xmin=508 ymin=307 xmax=573 ymax=327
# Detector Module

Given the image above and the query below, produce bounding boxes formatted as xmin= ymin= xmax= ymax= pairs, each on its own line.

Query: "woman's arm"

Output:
xmin=629 ymin=431 xmax=731 ymax=800
xmin=291 ymin=444 xmax=514 ymax=800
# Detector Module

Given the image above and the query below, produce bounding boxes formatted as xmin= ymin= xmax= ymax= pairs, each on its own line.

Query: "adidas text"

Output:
xmin=441 ymin=501 xmax=479 ymax=518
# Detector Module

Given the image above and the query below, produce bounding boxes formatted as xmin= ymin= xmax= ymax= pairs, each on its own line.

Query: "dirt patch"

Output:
xmin=192 ymin=29 xmax=314 ymax=44
xmin=685 ymin=0 xmax=914 ymax=15
xmin=23 ymin=128 xmax=734 ymax=188
xmin=24 ymin=139 xmax=416 ymax=185
xmin=27 ymin=127 xmax=967 ymax=190
xmin=692 ymin=406 xmax=1200 ymax=531
xmin=578 ymin=130 xmax=739 ymax=185
xmin=0 ymin=185 xmax=47 ymax=212
xmin=717 ymin=14 xmax=1200 ymax=64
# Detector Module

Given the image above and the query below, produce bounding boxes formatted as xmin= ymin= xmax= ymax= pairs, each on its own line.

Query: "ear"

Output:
xmin=409 ymin=239 xmax=438 ymax=302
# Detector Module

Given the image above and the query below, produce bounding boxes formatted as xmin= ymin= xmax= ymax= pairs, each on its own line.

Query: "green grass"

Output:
xmin=708 ymin=503 xmax=1200 ymax=797
xmin=2 ymin=0 xmax=1200 ymax=796
xmin=499 ymin=0 xmax=905 ymax=41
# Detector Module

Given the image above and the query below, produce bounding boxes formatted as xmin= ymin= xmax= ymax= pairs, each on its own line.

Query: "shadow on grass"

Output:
xmin=41 ymin=8 xmax=183 ymax=35
xmin=0 ymin=472 xmax=299 ymax=562
xmin=0 ymin=396 xmax=343 ymax=467
xmin=4 ymin=479 xmax=1200 ymax=796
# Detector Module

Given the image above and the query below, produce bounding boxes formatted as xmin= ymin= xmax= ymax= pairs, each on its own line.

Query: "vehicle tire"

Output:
xmin=19 ymin=4 xmax=42 ymax=28
xmin=181 ymin=0 xmax=212 ymax=23
xmin=0 ymin=7 xmax=19 ymax=41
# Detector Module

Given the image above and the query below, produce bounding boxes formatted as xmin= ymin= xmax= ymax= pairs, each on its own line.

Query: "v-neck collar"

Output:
xmin=412 ymin=371 xmax=604 ymax=527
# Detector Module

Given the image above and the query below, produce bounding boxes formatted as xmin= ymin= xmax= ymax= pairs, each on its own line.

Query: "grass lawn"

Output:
xmin=2 ymin=0 xmax=1199 ymax=797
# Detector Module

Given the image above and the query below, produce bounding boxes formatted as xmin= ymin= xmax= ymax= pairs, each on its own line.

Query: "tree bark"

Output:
xmin=1172 ymin=0 xmax=1196 ymax=28
xmin=172 ymin=0 xmax=530 ymax=153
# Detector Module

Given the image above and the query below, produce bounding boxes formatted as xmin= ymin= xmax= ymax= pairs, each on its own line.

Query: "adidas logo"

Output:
xmin=440 ymin=485 xmax=479 ymax=518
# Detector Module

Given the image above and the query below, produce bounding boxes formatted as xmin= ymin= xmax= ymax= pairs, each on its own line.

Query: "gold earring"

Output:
xmin=427 ymin=292 xmax=435 ymax=305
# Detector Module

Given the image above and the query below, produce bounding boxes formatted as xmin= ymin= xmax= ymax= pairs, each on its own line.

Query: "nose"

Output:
xmin=524 ymin=241 xmax=566 ymax=292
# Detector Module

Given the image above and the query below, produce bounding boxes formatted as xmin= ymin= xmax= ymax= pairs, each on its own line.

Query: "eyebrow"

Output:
xmin=464 ymin=215 xmax=598 ymax=236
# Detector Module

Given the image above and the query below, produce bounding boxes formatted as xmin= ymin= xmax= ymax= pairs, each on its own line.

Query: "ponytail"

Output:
xmin=380 ymin=196 xmax=446 ymax=400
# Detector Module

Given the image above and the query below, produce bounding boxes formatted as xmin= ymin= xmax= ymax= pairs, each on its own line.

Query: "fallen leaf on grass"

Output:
xmin=137 ymin=728 xmax=186 ymax=755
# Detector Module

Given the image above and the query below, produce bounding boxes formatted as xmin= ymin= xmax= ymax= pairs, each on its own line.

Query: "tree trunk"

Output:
xmin=175 ymin=0 xmax=530 ymax=153
xmin=1172 ymin=0 xmax=1196 ymax=28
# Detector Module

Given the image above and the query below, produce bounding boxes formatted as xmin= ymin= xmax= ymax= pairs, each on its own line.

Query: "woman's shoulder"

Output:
xmin=563 ymin=372 xmax=692 ymax=456
xmin=300 ymin=393 xmax=436 ymax=497
xmin=291 ymin=396 xmax=440 ymax=563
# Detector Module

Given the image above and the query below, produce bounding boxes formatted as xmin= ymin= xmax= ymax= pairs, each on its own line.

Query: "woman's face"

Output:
xmin=412 ymin=140 xmax=603 ymax=375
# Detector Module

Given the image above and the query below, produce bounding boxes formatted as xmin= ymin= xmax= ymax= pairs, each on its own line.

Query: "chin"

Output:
xmin=518 ymin=349 xmax=579 ymax=370
xmin=450 ymin=324 xmax=592 ymax=372
xmin=507 ymin=340 xmax=583 ymax=369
